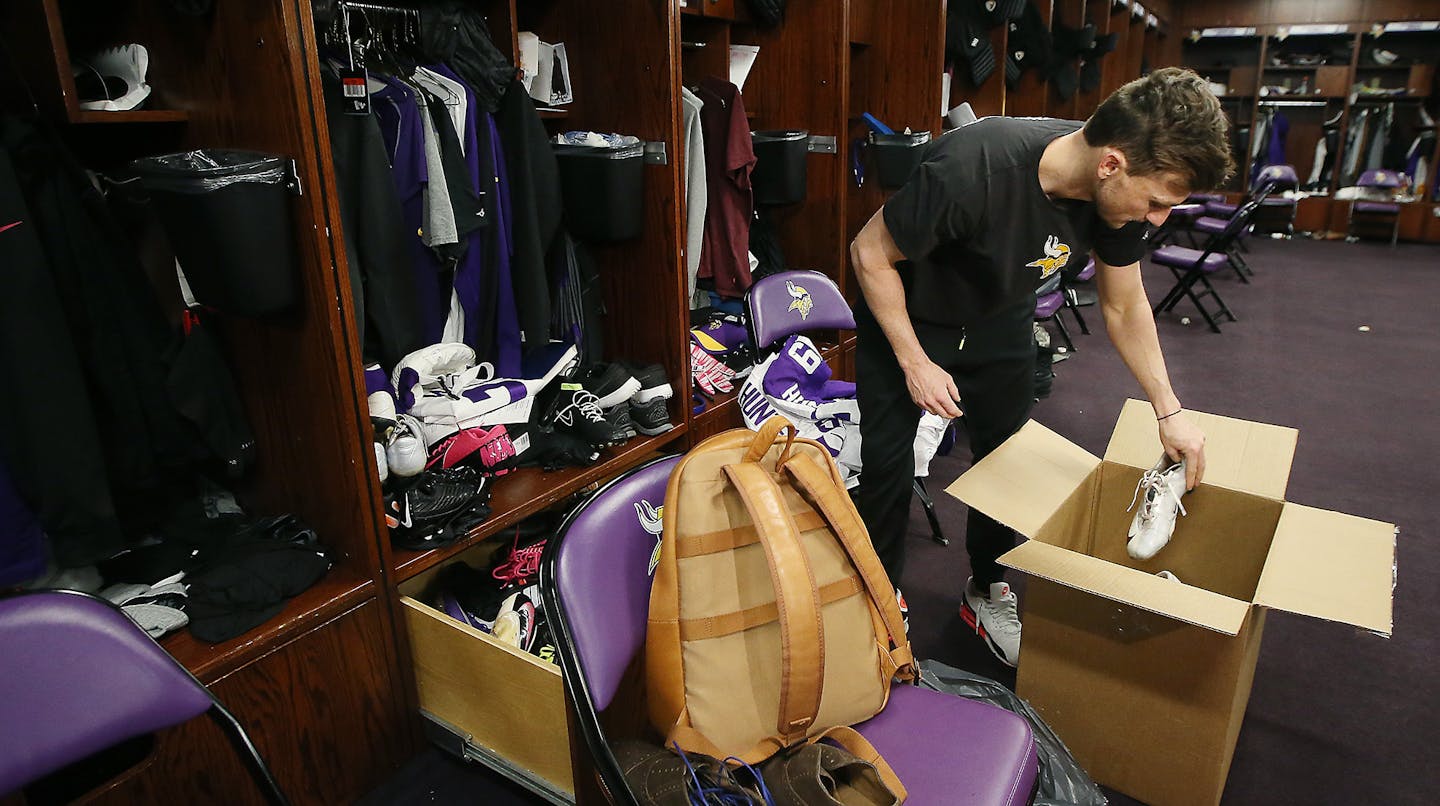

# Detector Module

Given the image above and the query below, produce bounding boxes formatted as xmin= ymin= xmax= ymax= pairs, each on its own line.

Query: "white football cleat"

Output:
xmin=1127 ymin=458 xmax=1189 ymax=560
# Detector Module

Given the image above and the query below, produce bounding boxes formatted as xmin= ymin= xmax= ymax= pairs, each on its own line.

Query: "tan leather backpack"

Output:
xmin=646 ymin=417 xmax=916 ymax=799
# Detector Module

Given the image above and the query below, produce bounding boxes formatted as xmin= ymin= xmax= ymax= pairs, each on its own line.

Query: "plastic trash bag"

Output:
xmin=918 ymin=659 xmax=1107 ymax=806
xmin=131 ymin=150 xmax=288 ymax=193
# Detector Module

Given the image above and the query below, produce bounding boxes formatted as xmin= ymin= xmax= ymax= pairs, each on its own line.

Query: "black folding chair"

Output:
xmin=1150 ymin=195 xmax=1265 ymax=333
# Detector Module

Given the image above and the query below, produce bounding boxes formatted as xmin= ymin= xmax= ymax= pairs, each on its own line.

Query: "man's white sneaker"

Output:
xmin=1126 ymin=458 xmax=1188 ymax=561
xmin=960 ymin=577 xmax=1021 ymax=667
xmin=386 ymin=414 xmax=428 ymax=478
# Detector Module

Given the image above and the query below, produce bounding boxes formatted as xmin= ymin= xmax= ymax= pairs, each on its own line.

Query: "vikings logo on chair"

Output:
xmin=1025 ymin=235 xmax=1072 ymax=279
xmin=786 ymin=280 xmax=814 ymax=320
xmin=635 ymin=500 xmax=664 ymax=575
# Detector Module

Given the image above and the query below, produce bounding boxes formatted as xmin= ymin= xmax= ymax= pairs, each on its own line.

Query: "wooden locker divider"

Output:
xmin=1008 ymin=0 xmax=1057 ymax=119
xmin=1052 ymin=0 xmax=1088 ymax=120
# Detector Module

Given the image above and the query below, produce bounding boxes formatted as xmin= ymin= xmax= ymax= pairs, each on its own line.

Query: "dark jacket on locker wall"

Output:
xmin=496 ymin=78 xmax=562 ymax=349
xmin=0 ymin=136 xmax=123 ymax=566
xmin=324 ymin=75 xmax=429 ymax=369
xmin=0 ymin=115 xmax=255 ymax=567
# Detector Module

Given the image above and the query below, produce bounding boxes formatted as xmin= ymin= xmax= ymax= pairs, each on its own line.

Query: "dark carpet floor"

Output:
xmin=362 ymin=236 xmax=1440 ymax=805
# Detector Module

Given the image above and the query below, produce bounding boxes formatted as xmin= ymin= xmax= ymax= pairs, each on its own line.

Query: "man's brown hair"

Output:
xmin=1084 ymin=67 xmax=1234 ymax=192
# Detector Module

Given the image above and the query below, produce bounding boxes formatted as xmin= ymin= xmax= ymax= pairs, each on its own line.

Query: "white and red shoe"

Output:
xmin=960 ymin=577 xmax=1022 ymax=668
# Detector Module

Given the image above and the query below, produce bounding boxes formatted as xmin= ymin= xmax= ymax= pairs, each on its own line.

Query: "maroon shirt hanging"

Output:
xmin=696 ymin=77 xmax=756 ymax=299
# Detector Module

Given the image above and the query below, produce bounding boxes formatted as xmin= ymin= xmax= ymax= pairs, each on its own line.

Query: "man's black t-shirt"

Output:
xmin=881 ymin=117 xmax=1147 ymax=329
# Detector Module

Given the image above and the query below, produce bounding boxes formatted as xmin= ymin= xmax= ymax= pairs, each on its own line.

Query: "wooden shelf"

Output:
xmin=392 ymin=427 xmax=689 ymax=582
xmin=161 ymin=568 xmax=374 ymax=683
xmin=72 ymin=108 xmax=189 ymax=124
xmin=695 ymin=387 xmax=740 ymax=426
xmin=537 ymin=108 xmax=570 ymax=119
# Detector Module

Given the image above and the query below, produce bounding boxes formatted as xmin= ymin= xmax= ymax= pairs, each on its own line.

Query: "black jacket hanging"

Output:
xmin=323 ymin=73 xmax=428 ymax=370
xmin=495 ymin=78 xmax=562 ymax=351
xmin=0 ymin=127 xmax=124 ymax=566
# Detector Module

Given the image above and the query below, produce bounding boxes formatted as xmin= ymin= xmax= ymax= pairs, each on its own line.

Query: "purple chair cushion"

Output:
xmin=1205 ymin=201 xmax=1238 ymax=218
xmin=0 ymin=591 xmax=215 ymax=794
xmin=1256 ymin=164 xmax=1299 ymax=188
xmin=1168 ymin=203 xmax=1204 ymax=219
xmin=553 ymin=455 xmax=679 ymax=710
xmin=854 ymin=684 xmax=1037 ymax=805
xmin=1034 ymin=289 xmax=1064 ymax=319
xmin=1151 ymin=245 xmax=1228 ymax=273
xmin=1356 ymin=169 xmax=1404 ymax=190
xmin=748 ymin=270 xmax=855 ymax=349
xmin=1193 ymin=216 xmax=1228 ymax=235
xmin=1076 ymin=258 xmax=1096 ymax=281
xmin=1353 ymin=201 xmax=1401 ymax=215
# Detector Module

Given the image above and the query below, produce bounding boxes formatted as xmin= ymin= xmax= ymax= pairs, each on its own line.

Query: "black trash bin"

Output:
xmin=751 ymin=129 xmax=809 ymax=205
xmin=554 ymin=142 xmax=646 ymax=241
xmin=869 ymin=131 xmax=933 ymax=189
xmin=130 ymin=150 xmax=299 ymax=317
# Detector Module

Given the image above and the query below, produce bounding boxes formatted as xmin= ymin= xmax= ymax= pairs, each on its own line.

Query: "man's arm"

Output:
xmin=850 ymin=209 xmax=963 ymax=418
xmin=1092 ymin=254 xmax=1207 ymax=489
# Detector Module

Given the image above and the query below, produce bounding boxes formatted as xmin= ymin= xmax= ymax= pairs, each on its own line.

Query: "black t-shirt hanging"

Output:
xmin=882 ymin=117 xmax=1145 ymax=329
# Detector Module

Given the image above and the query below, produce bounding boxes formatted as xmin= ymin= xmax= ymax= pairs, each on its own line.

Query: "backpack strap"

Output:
xmin=722 ymin=461 xmax=825 ymax=745
xmin=813 ymin=725 xmax=909 ymax=803
xmin=781 ymin=453 xmax=916 ymax=680
xmin=743 ymin=415 xmax=798 ymax=463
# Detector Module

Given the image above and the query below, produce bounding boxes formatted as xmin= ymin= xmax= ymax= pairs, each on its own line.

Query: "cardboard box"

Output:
xmin=946 ymin=400 xmax=1395 ymax=806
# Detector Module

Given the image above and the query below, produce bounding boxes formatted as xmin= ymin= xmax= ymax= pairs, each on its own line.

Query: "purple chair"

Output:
xmin=0 ymin=590 xmax=288 ymax=804
xmin=1252 ymin=166 xmax=1300 ymax=237
xmin=539 ymin=455 xmax=1039 ymax=805
xmin=1149 ymin=202 xmax=1205 ymax=248
xmin=1149 ymin=195 xmax=1265 ymax=333
xmin=1055 ymin=257 xmax=1098 ymax=337
xmin=1347 ymin=169 xmax=1405 ymax=247
xmin=747 ymin=269 xmax=949 ymax=545
xmin=1035 ymin=285 xmax=1075 ymax=353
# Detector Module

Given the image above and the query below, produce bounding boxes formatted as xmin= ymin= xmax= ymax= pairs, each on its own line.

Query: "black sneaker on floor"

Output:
xmin=576 ymin=363 xmax=642 ymax=409
xmin=542 ymin=381 xmax=614 ymax=446
xmin=630 ymin=397 xmax=674 ymax=435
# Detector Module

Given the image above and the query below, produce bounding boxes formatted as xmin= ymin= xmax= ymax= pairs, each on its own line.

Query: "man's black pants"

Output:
xmin=854 ymin=300 xmax=1036 ymax=588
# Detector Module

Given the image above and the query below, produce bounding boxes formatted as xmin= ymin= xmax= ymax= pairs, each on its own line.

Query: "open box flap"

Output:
xmin=945 ymin=420 xmax=1098 ymax=539
xmin=1254 ymin=503 xmax=1395 ymax=636
xmin=1000 ymin=540 xmax=1252 ymax=635
xmin=1103 ymin=399 xmax=1298 ymax=499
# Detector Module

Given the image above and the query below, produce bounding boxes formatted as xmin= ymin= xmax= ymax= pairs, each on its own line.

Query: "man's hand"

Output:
xmin=903 ymin=359 xmax=963 ymax=418
xmin=1159 ymin=411 xmax=1206 ymax=490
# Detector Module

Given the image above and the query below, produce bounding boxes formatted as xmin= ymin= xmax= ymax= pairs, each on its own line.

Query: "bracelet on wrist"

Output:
xmin=1157 ymin=409 xmax=1182 ymax=421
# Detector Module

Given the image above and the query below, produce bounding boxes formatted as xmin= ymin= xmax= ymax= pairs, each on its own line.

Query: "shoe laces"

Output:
xmin=1128 ymin=468 xmax=1187 ymax=522
xmin=555 ymin=388 xmax=604 ymax=425
xmin=985 ymin=590 xmax=1022 ymax=638
xmin=492 ymin=531 xmax=545 ymax=586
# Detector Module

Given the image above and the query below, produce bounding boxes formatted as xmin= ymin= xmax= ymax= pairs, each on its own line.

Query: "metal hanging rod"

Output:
xmin=1258 ymin=99 xmax=1330 ymax=107
xmin=337 ymin=1 xmax=417 ymax=14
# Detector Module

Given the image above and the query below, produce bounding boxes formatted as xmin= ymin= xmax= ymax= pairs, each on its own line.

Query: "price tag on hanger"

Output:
xmin=340 ymin=67 xmax=371 ymax=115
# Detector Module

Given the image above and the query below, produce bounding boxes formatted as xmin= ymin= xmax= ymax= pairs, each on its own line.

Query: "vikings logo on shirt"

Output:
xmin=1025 ymin=235 xmax=1072 ymax=279
xmin=786 ymin=281 xmax=814 ymax=320
xmin=635 ymin=500 xmax=664 ymax=575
